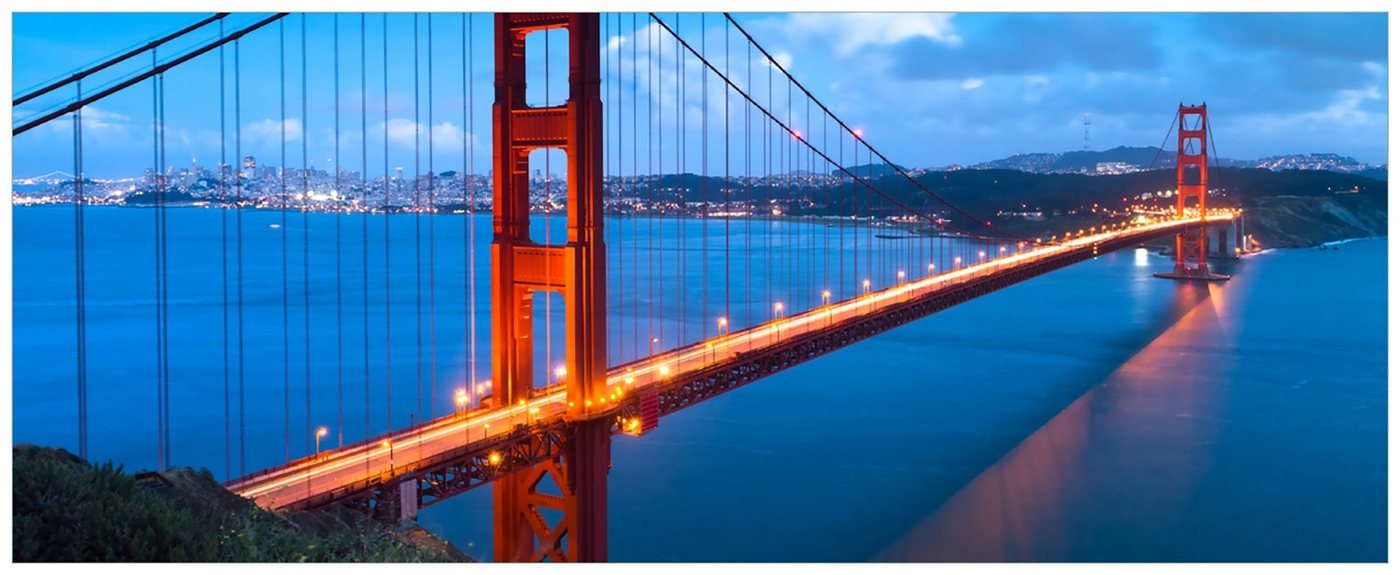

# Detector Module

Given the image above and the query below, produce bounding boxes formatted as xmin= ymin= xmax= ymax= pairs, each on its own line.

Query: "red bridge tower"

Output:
xmin=491 ymin=13 xmax=610 ymax=562
xmin=1155 ymin=103 xmax=1230 ymax=281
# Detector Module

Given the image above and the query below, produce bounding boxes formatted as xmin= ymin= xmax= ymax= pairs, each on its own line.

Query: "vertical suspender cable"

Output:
xmin=675 ymin=13 xmax=682 ymax=346
xmin=838 ymin=107 xmax=844 ymax=300
xmin=160 ymin=66 xmax=171 ymax=470
xmin=383 ymin=13 xmax=393 ymax=436
xmin=150 ymin=50 xmax=165 ymax=472
xmin=784 ymin=73 xmax=792 ymax=310
xmin=822 ymin=104 xmax=829 ymax=294
xmin=427 ymin=14 xmax=437 ymax=419
xmin=672 ymin=13 xmax=683 ymax=353
xmin=360 ymin=12 xmax=370 ymax=471
xmin=465 ymin=13 xmax=477 ymax=408
xmin=648 ymin=19 xmax=656 ymax=356
xmin=333 ymin=13 xmax=344 ymax=448
xmin=413 ymin=13 xmax=423 ymax=429
xmin=745 ymin=39 xmax=751 ymax=333
xmin=73 ymin=79 xmax=88 ymax=461
xmin=723 ymin=18 xmax=730 ymax=332
xmin=301 ymin=13 xmax=312 ymax=457
xmin=235 ymin=37 xmax=246 ymax=477
xmin=616 ymin=14 xmax=626 ymax=363
xmin=700 ymin=14 xmax=708 ymax=344
xmin=606 ymin=14 xmax=617 ymax=366
xmin=280 ymin=19 xmax=291 ymax=464
xmin=765 ymin=46 xmax=772 ymax=323
xmin=218 ymin=20 xmax=229 ymax=479
xmin=632 ymin=12 xmax=640 ymax=361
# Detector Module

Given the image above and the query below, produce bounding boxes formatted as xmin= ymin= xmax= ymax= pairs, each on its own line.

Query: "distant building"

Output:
xmin=1095 ymin=162 xmax=1139 ymax=175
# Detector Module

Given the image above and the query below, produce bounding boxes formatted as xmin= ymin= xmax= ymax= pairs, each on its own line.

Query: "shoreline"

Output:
xmin=14 ymin=202 xmax=1382 ymax=250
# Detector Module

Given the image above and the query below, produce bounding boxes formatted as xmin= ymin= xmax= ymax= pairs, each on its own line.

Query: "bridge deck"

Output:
xmin=227 ymin=215 xmax=1234 ymax=511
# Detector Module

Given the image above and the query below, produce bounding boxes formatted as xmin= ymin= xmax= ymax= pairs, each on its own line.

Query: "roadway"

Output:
xmin=228 ymin=213 xmax=1236 ymax=510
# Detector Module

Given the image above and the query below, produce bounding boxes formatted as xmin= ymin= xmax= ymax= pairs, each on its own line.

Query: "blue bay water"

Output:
xmin=11 ymin=206 xmax=1386 ymax=561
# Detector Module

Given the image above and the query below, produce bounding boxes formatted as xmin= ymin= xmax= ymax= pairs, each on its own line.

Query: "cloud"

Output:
xmin=961 ymin=78 xmax=984 ymax=90
xmin=782 ymin=13 xmax=960 ymax=55
xmin=79 ymin=106 xmax=130 ymax=131
xmin=379 ymin=118 xmax=478 ymax=153
xmin=42 ymin=105 xmax=131 ymax=139
xmin=1200 ymin=13 xmax=1387 ymax=62
xmin=892 ymin=14 xmax=1163 ymax=81
xmin=244 ymin=118 xmax=304 ymax=145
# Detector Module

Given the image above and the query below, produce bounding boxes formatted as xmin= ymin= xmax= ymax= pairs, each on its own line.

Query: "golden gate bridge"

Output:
xmin=12 ymin=12 xmax=1241 ymax=562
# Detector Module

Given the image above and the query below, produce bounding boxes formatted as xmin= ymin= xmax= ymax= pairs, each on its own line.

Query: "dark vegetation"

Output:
xmin=12 ymin=444 xmax=468 ymax=562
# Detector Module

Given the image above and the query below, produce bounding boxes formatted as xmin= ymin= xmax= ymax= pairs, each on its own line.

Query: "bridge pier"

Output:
xmin=367 ymin=478 xmax=420 ymax=524
xmin=494 ymin=419 xmax=610 ymax=562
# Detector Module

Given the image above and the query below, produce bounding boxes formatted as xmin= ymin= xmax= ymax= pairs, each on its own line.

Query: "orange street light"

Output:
xmin=315 ymin=426 xmax=328 ymax=456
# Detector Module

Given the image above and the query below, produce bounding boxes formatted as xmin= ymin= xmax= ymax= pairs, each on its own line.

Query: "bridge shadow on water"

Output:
xmin=874 ymin=271 xmax=1234 ymax=561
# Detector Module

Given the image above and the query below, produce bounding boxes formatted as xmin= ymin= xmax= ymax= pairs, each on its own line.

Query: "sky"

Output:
xmin=11 ymin=12 xmax=1390 ymax=179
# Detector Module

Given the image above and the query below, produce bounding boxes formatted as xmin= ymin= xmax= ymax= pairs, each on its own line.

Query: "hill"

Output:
xmin=12 ymin=444 xmax=470 ymax=562
xmin=972 ymin=146 xmax=1190 ymax=173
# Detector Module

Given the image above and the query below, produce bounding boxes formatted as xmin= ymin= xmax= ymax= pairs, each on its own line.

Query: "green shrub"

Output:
xmin=13 ymin=445 xmax=458 ymax=562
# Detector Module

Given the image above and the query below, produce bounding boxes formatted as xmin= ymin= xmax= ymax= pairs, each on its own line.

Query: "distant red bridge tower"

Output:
xmin=1155 ymin=103 xmax=1231 ymax=281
